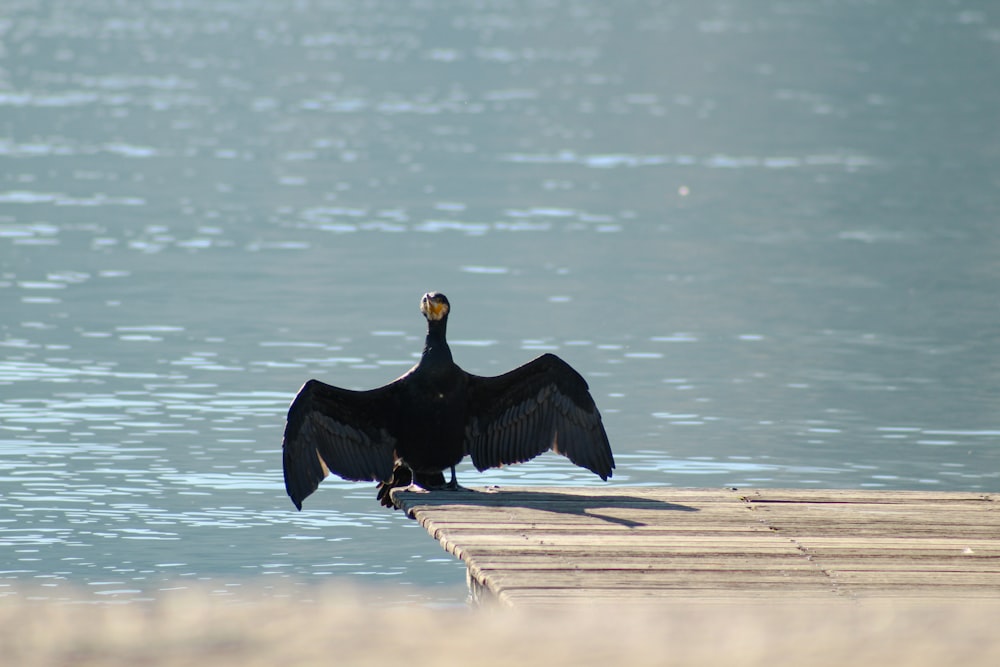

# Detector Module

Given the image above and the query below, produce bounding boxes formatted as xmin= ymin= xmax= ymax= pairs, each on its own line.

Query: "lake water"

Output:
xmin=1 ymin=0 xmax=998 ymax=605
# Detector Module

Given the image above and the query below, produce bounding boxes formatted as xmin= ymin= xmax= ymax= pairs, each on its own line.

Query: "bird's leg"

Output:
xmin=408 ymin=467 xmax=450 ymax=493
xmin=445 ymin=465 xmax=465 ymax=491
xmin=402 ymin=464 xmax=429 ymax=494
xmin=406 ymin=475 xmax=429 ymax=494
xmin=407 ymin=468 xmax=462 ymax=492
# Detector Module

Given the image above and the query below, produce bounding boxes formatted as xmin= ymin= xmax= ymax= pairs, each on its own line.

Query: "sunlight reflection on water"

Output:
xmin=2 ymin=0 xmax=999 ymax=604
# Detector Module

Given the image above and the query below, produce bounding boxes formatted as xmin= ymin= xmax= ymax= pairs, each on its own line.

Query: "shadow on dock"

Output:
xmin=393 ymin=487 xmax=699 ymax=528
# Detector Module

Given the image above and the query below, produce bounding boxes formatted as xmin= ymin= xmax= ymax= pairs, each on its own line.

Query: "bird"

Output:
xmin=281 ymin=292 xmax=614 ymax=509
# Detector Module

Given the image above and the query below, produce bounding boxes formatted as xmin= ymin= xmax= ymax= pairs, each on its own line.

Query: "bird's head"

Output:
xmin=420 ymin=292 xmax=450 ymax=322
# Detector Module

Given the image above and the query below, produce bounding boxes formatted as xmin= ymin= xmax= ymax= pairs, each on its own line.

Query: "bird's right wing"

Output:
xmin=463 ymin=353 xmax=614 ymax=480
xmin=282 ymin=379 xmax=399 ymax=510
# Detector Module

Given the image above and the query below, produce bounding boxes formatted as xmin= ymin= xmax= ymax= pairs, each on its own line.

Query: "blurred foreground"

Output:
xmin=2 ymin=585 xmax=998 ymax=666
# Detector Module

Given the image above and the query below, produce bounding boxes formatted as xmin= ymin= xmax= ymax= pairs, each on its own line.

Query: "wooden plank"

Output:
xmin=392 ymin=486 xmax=1000 ymax=607
xmin=792 ymin=536 xmax=1000 ymax=550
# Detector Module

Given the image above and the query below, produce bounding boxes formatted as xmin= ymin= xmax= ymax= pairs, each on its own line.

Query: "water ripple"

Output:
xmin=1 ymin=0 xmax=997 ymax=606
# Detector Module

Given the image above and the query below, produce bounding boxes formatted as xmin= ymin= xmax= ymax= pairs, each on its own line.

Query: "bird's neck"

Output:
xmin=421 ymin=319 xmax=453 ymax=365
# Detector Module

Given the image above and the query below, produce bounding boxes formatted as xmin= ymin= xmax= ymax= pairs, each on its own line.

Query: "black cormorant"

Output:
xmin=282 ymin=292 xmax=614 ymax=509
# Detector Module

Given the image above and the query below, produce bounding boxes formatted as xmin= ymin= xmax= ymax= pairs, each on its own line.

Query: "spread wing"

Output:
xmin=282 ymin=378 xmax=400 ymax=510
xmin=464 ymin=353 xmax=614 ymax=479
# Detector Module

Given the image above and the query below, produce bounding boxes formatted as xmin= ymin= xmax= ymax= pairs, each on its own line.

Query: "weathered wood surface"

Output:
xmin=391 ymin=486 xmax=1000 ymax=607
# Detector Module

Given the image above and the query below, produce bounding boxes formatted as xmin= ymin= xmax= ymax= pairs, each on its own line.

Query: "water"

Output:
xmin=1 ymin=0 xmax=998 ymax=604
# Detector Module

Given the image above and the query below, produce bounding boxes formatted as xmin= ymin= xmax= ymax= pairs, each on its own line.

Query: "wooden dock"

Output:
xmin=391 ymin=486 xmax=1000 ymax=608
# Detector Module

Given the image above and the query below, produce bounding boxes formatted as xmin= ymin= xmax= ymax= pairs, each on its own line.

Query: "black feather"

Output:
xmin=281 ymin=293 xmax=614 ymax=510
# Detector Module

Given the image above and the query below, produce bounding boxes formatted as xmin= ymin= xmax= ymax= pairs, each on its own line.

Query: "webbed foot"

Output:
xmin=443 ymin=465 xmax=465 ymax=490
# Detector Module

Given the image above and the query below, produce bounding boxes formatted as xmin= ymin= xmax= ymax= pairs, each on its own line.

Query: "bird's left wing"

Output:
xmin=282 ymin=379 xmax=399 ymax=510
xmin=464 ymin=353 xmax=614 ymax=479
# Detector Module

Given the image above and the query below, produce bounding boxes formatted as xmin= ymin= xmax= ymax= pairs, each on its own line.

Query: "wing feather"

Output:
xmin=464 ymin=353 xmax=614 ymax=479
xmin=282 ymin=378 xmax=398 ymax=510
